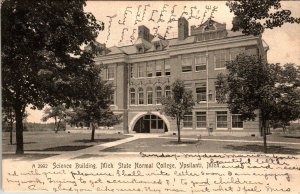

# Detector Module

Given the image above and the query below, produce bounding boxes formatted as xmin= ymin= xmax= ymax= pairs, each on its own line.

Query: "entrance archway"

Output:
xmin=132 ymin=114 xmax=168 ymax=133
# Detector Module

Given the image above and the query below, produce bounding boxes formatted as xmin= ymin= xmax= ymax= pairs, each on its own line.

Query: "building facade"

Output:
xmin=80 ymin=18 xmax=268 ymax=136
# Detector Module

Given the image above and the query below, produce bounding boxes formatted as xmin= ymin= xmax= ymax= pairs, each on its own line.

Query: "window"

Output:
xmin=156 ymin=86 xmax=162 ymax=104
xmin=138 ymin=63 xmax=146 ymax=78
xmin=165 ymin=59 xmax=171 ymax=76
xmin=196 ymin=86 xmax=206 ymax=102
xmin=146 ymin=87 xmax=153 ymax=105
xmin=130 ymin=64 xmax=135 ymax=78
xmin=215 ymin=50 xmax=227 ymax=69
xmin=215 ymin=84 xmax=221 ymax=102
xmin=154 ymin=42 xmax=161 ymax=51
xmin=195 ymin=55 xmax=206 ymax=71
xmin=146 ymin=62 xmax=153 ymax=77
xmin=107 ymin=66 xmax=114 ymax=80
xmin=109 ymin=91 xmax=115 ymax=104
xmin=156 ymin=61 xmax=162 ymax=76
xmin=182 ymin=55 xmax=193 ymax=72
xmin=183 ymin=112 xmax=193 ymax=128
xmin=130 ymin=88 xmax=135 ymax=105
xmin=196 ymin=112 xmax=206 ymax=128
xmin=232 ymin=114 xmax=243 ymax=129
xmin=138 ymin=88 xmax=144 ymax=104
xmin=165 ymin=86 xmax=171 ymax=97
xmin=230 ymin=48 xmax=241 ymax=61
xmin=216 ymin=111 xmax=227 ymax=128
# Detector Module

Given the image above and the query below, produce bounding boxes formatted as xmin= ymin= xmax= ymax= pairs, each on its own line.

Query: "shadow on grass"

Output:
xmin=30 ymin=145 xmax=93 ymax=152
xmin=73 ymin=138 xmax=123 ymax=143
xmin=11 ymin=142 xmax=36 ymax=145
xmin=283 ymin=136 xmax=300 ymax=139
xmin=224 ymin=144 xmax=300 ymax=155
xmin=167 ymin=140 xmax=199 ymax=145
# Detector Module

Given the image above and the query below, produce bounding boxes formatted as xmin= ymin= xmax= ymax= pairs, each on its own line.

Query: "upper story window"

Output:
xmin=130 ymin=64 xmax=135 ymax=78
xmin=138 ymin=88 xmax=144 ymax=104
xmin=182 ymin=55 xmax=193 ymax=72
xmin=165 ymin=86 xmax=171 ymax=97
xmin=164 ymin=59 xmax=171 ymax=76
xmin=107 ymin=66 xmax=114 ymax=80
xmin=146 ymin=87 xmax=153 ymax=105
xmin=138 ymin=63 xmax=146 ymax=78
xmin=196 ymin=85 xmax=206 ymax=102
xmin=195 ymin=55 xmax=207 ymax=71
xmin=156 ymin=86 xmax=162 ymax=104
xmin=146 ymin=62 xmax=153 ymax=77
xmin=214 ymin=50 xmax=227 ymax=69
xmin=130 ymin=88 xmax=136 ymax=105
xmin=156 ymin=61 xmax=162 ymax=77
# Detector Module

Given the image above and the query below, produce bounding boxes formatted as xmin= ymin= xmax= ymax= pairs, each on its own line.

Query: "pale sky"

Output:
xmin=27 ymin=1 xmax=300 ymax=123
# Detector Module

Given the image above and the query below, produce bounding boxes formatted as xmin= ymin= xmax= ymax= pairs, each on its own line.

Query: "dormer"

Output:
xmin=151 ymin=34 xmax=168 ymax=51
xmin=191 ymin=19 xmax=228 ymax=42
xmin=135 ymin=37 xmax=152 ymax=53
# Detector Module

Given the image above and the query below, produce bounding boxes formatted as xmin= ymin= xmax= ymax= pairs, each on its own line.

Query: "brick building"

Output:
xmin=70 ymin=17 xmax=269 ymax=136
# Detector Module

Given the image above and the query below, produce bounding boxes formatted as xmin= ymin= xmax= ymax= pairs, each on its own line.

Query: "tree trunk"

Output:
xmin=91 ymin=123 xmax=95 ymax=142
xmin=55 ymin=119 xmax=61 ymax=134
xmin=54 ymin=117 xmax=58 ymax=133
xmin=15 ymin=105 xmax=24 ymax=154
xmin=262 ymin=119 xmax=267 ymax=153
xmin=176 ymin=117 xmax=181 ymax=143
xmin=9 ymin=108 xmax=13 ymax=145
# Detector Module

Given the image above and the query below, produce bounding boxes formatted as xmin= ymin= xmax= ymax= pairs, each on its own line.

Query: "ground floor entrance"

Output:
xmin=133 ymin=114 xmax=168 ymax=133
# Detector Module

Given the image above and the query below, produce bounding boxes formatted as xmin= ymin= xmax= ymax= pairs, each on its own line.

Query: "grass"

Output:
xmin=102 ymin=137 xmax=300 ymax=155
xmin=2 ymin=131 xmax=131 ymax=153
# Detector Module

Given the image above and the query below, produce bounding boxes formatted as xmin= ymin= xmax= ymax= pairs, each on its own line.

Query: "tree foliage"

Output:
xmin=41 ymin=105 xmax=67 ymax=133
xmin=217 ymin=54 xmax=300 ymax=152
xmin=1 ymin=0 xmax=104 ymax=154
xmin=227 ymin=0 xmax=300 ymax=35
xmin=65 ymin=66 xmax=121 ymax=141
xmin=161 ymin=79 xmax=195 ymax=142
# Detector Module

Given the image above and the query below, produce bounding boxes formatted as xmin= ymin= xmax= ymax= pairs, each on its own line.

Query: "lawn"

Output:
xmin=2 ymin=131 xmax=131 ymax=153
xmin=102 ymin=137 xmax=300 ymax=155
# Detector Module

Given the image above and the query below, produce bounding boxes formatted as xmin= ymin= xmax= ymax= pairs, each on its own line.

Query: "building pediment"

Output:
xmin=191 ymin=19 xmax=226 ymax=35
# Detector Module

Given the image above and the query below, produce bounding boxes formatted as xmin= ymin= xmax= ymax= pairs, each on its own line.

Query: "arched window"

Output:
xmin=147 ymin=87 xmax=153 ymax=105
xmin=165 ymin=86 xmax=171 ymax=97
xmin=130 ymin=88 xmax=135 ymax=105
xmin=156 ymin=86 xmax=162 ymax=104
xmin=138 ymin=88 xmax=144 ymax=105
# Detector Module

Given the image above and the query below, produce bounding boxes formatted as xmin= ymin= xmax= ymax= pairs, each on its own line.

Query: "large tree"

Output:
xmin=227 ymin=0 xmax=300 ymax=35
xmin=161 ymin=79 xmax=195 ymax=143
xmin=65 ymin=67 xmax=120 ymax=142
xmin=2 ymin=0 xmax=104 ymax=154
xmin=217 ymin=54 xmax=300 ymax=153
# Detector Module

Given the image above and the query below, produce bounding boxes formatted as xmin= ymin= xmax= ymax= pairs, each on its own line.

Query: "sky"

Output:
xmin=26 ymin=1 xmax=300 ymax=123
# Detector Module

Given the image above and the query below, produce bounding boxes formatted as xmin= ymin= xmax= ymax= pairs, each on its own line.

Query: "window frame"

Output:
xmin=138 ymin=88 xmax=144 ymax=105
xmin=232 ymin=114 xmax=244 ymax=129
xmin=155 ymin=86 xmax=162 ymax=104
xmin=181 ymin=55 xmax=193 ymax=73
xmin=214 ymin=50 xmax=227 ymax=70
xmin=196 ymin=112 xmax=206 ymax=129
xmin=146 ymin=87 xmax=153 ymax=105
xmin=107 ymin=66 xmax=115 ymax=80
xmin=130 ymin=88 xmax=136 ymax=105
xmin=195 ymin=54 xmax=207 ymax=72
xmin=216 ymin=111 xmax=228 ymax=129
xmin=183 ymin=112 xmax=193 ymax=128
xmin=196 ymin=86 xmax=206 ymax=102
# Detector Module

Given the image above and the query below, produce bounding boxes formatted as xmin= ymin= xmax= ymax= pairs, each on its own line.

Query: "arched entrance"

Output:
xmin=133 ymin=114 xmax=168 ymax=133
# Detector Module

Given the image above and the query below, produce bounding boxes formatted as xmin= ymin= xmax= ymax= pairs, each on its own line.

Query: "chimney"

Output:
xmin=138 ymin=25 xmax=150 ymax=41
xmin=178 ymin=17 xmax=189 ymax=40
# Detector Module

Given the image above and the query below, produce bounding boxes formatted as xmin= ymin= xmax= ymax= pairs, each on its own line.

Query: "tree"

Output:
xmin=2 ymin=0 xmax=104 ymax=154
xmin=41 ymin=105 xmax=67 ymax=133
xmin=270 ymin=64 xmax=300 ymax=133
xmin=227 ymin=0 xmax=300 ymax=35
xmin=161 ymin=79 xmax=195 ymax=143
xmin=65 ymin=66 xmax=118 ymax=142
xmin=217 ymin=54 xmax=300 ymax=153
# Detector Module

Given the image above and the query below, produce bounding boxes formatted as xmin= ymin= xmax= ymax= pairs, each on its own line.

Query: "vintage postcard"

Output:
xmin=2 ymin=0 xmax=300 ymax=193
